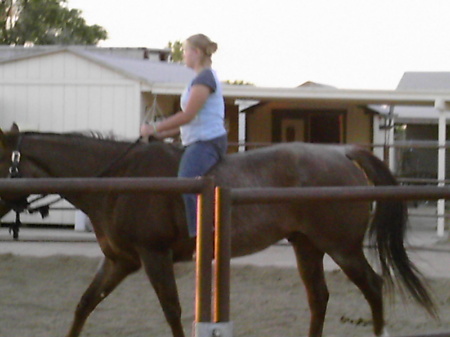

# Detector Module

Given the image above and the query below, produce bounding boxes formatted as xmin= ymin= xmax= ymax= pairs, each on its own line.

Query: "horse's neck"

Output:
xmin=22 ymin=134 xmax=132 ymax=178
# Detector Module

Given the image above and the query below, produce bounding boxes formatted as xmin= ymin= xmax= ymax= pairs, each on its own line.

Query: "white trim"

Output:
xmin=149 ymin=83 xmax=450 ymax=106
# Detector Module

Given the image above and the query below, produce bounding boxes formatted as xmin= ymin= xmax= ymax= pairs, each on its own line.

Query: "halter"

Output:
xmin=2 ymin=133 xmax=28 ymax=239
xmin=3 ymin=133 xmax=65 ymax=239
xmin=9 ymin=150 xmax=22 ymax=178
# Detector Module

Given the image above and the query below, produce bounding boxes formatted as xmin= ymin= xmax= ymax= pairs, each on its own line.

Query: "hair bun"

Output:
xmin=206 ymin=42 xmax=218 ymax=56
xmin=186 ymin=34 xmax=218 ymax=58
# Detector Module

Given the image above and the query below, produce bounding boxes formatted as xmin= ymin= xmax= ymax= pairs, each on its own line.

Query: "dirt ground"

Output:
xmin=0 ymin=254 xmax=449 ymax=337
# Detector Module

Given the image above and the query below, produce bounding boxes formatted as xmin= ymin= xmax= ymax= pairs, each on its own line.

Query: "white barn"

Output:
xmin=0 ymin=46 xmax=194 ymax=135
xmin=0 ymin=46 xmax=195 ymax=226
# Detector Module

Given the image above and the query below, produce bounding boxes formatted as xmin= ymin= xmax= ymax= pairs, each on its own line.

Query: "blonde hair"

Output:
xmin=185 ymin=34 xmax=218 ymax=66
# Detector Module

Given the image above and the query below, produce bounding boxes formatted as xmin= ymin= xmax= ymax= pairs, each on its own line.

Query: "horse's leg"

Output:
xmin=66 ymin=256 xmax=140 ymax=337
xmin=289 ymin=232 xmax=329 ymax=337
xmin=139 ymin=248 xmax=185 ymax=337
xmin=329 ymin=248 xmax=386 ymax=336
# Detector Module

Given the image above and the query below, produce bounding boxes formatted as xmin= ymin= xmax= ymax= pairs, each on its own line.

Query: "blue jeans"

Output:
xmin=178 ymin=134 xmax=228 ymax=237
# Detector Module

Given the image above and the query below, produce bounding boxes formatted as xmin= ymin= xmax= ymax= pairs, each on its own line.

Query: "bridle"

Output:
xmin=9 ymin=149 xmax=22 ymax=179
xmin=1 ymin=133 xmax=143 ymax=239
xmin=1 ymin=133 xmax=28 ymax=239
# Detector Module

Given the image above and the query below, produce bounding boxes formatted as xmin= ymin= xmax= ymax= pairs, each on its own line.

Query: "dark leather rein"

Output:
xmin=1 ymin=133 xmax=142 ymax=240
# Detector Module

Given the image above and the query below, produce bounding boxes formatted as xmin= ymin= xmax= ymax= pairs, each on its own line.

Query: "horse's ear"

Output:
xmin=10 ymin=123 xmax=20 ymax=133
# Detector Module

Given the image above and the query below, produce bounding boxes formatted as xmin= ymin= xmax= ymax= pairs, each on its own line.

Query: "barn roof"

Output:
xmin=0 ymin=47 xmax=195 ymax=86
xmin=397 ymin=72 xmax=450 ymax=91
xmin=72 ymin=49 xmax=195 ymax=85
xmin=0 ymin=45 xmax=171 ymax=62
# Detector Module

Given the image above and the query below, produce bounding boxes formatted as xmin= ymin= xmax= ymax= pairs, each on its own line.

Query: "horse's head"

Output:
xmin=0 ymin=123 xmax=21 ymax=179
xmin=0 ymin=124 xmax=23 ymax=219
xmin=1 ymin=124 xmax=54 ymax=180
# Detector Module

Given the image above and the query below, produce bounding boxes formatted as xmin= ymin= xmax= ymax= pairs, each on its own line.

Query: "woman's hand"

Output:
xmin=140 ymin=123 xmax=155 ymax=138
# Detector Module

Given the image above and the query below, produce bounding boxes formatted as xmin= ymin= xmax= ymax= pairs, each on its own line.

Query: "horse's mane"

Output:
xmin=21 ymin=130 xmax=130 ymax=143
xmin=20 ymin=130 xmax=182 ymax=150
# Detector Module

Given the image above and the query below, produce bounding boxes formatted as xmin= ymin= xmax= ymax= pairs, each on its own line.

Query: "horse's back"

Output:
xmin=211 ymin=142 xmax=369 ymax=188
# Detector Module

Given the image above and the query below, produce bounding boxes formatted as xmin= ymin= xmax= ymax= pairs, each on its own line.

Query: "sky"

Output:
xmin=67 ymin=0 xmax=450 ymax=90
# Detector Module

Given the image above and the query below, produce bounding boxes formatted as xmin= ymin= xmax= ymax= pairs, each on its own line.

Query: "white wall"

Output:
xmin=0 ymin=51 xmax=140 ymax=137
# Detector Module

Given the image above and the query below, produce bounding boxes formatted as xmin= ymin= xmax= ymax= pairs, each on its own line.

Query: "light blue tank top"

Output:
xmin=180 ymin=69 xmax=226 ymax=146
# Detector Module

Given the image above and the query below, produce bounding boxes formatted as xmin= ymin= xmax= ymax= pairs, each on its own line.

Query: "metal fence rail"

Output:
xmin=0 ymin=177 xmax=208 ymax=194
xmin=397 ymin=333 xmax=450 ymax=337
xmin=231 ymin=185 xmax=450 ymax=204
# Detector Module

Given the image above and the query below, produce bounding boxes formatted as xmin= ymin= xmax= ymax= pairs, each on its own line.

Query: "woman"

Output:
xmin=140 ymin=34 xmax=228 ymax=238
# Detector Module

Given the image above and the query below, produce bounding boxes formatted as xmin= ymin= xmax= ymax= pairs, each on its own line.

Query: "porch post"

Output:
xmin=435 ymin=99 xmax=449 ymax=238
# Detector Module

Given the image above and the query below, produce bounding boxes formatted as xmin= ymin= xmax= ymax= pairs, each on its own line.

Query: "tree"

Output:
xmin=0 ymin=0 xmax=107 ymax=45
xmin=224 ymin=80 xmax=254 ymax=86
xmin=167 ymin=40 xmax=183 ymax=63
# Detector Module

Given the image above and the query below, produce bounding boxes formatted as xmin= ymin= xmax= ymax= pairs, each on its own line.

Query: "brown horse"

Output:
xmin=0 ymin=125 xmax=436 ymax=337
xmin=0 ymin=202 xmax=10 ymax=219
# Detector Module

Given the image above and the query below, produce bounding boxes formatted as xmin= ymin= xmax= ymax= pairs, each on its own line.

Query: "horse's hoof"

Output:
xmin=377 ymin=328 xmax=390 ymax=337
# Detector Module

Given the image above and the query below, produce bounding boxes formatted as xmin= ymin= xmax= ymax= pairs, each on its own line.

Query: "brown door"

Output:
xmin=272 ymin=110 xmax=344 ymax=144
xmin=309 ymin=114 xmax=342 ymax=143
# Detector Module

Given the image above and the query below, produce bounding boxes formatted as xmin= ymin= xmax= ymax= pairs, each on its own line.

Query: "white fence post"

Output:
xmin=435 ymin=99 xmax=450 ymax=238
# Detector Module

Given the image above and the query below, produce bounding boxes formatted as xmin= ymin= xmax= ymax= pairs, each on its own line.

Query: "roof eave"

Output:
xmin=0 ymin=46 xmax=69 ymax=65
xmin=150 ymin=83 xmax=450 ymax=106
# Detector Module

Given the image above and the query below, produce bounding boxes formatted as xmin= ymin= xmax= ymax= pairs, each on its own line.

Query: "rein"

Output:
xmin=94 ymin=137 xmax=142 ymax=177
xmin=2 ymin=133 xmax=142 ymax=239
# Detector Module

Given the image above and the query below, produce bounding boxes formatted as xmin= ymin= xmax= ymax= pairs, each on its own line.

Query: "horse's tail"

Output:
xmin=346 ymin=146 xmax=437 ymax=318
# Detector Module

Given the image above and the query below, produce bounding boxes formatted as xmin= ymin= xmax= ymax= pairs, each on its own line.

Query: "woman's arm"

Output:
xmin=154 ymin=127 xmax=180 ymax=140
xmin=140 ymin=84 xmax=211 ymax=138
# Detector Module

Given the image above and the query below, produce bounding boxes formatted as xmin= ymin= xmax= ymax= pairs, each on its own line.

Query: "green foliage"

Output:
xmin=0 ymin=0 xmax=107 ymax=45
xmin=224 ymin=80 xmax=254 ymax=86
xmin=167 ymin=40 xmax=183 ymax=63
